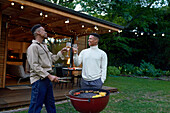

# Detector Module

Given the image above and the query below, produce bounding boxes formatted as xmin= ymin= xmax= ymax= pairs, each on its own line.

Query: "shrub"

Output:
xmin=107 ymin=66 xmax=120 ymax=76
xmin=136 ymin=60 xmax=162 ymax=77
xmin=165 ymin=70 xmax=170 ymax=76
xmin=121 ymin=64 xmax=135 ymax=75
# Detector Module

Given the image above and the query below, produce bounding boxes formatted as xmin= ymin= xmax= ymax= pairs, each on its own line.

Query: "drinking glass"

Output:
xmin=72 ymin=44 xmax=78 ymax=54
xmin=66 ymin=42 xmax=71 ymax=57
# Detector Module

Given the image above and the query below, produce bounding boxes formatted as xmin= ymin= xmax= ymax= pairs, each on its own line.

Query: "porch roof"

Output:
xmin=0 ymin=0 xmax=124 ymax=42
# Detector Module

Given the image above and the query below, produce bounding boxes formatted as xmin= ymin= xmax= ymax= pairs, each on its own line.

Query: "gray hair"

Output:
xmin=33 ymin=27 xmax=41 ymax=37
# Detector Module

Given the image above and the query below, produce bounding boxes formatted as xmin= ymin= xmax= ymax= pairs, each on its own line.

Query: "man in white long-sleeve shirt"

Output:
xmin=73 ymin=33 xmax=108 ymax=89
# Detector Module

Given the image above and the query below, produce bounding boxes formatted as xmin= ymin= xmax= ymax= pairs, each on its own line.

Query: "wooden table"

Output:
xmin=62 ymin=67 xmax=82 ymax=87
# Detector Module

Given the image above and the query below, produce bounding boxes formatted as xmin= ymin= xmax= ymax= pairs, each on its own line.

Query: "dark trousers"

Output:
xmin=81 ymin=78 xmax=103 ymax=89
xmin=28 ymin=78 xmax=56 ymax=113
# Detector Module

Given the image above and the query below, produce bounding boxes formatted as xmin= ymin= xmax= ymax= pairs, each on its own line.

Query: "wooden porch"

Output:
xmin=0 ymin=0 xmax=123 ymax=89
xmin=0 ymin=84 xmax=118 ymax=111
xmin=0 ymin=84 xmax=77 ymax=110
xmin=0 ymin=1 xmax=121 ymax=111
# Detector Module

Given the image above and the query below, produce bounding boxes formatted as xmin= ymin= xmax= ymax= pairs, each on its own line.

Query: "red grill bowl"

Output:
xmin=69 ymin=88 xmax=110 ymax=113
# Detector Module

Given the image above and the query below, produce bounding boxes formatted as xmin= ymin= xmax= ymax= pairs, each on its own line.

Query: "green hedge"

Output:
xmin=107 ymin=66 xmax=120 ymax=76
xmin=108 ymin=60 xmax=169 ymax=77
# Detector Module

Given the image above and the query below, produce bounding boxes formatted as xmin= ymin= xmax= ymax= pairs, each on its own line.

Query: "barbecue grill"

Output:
xmin=69 ymin=88 xmax=110 ymax=113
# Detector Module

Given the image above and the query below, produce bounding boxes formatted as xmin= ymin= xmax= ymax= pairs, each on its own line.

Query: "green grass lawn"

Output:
xmin=15 ymin=76 xmax=170 ymax=113
xmin=102 ymin=76 xmax=170 ymax=113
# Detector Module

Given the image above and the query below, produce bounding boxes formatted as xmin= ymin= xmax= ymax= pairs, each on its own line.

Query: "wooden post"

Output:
xmin=0 ymin=8 xmax=7 ymax=88
xmin=0 ymin=5 xmax=2 ymax=88
xmin=0 ymin=8 xmax=1 ymax=39
xmin=70 ymin=36 xmax=74 ymax=68
xmin=0 ymin=10 xmax=8 ymax=88
xmin=2 ymin=22 xmax=8 ymax=88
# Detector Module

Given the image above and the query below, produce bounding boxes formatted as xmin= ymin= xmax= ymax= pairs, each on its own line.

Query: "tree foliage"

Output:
xmin=47 ymin=0 xmax=76 ymax=9
xmin=47 ymin=0 xmax=170 ymax=70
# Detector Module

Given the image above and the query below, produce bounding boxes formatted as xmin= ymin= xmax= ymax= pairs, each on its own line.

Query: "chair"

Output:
xmin=6 ymin=64 xmax=30 ymax=83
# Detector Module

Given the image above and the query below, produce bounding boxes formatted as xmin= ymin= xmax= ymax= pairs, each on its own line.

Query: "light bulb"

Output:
xmin=82 ymin=25 xmax=85 ymax=28
xmin=118 ymin=30 xmax=122 ymax=33
xmin=45 ymin=14 xmax=48 ymax=17
xmin=21 ymin=5 xmax=24 ymax=9
xmin=162 ymin=33 xmax=165 ymax=36
xmin=51 ymin=38 xmax=55 ymax=43
xmin=11 ymin=2 xmax=14 ymax=6
xmin=65 ymin=19 xmax=69 ymax=23
xmin=40 ymin=12 xmax=43 ymax=16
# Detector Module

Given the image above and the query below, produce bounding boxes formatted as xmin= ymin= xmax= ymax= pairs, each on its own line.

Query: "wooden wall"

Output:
xmin=73 ymin=36 xmax=87 ymax=75
xmin=8 ymin=41 xmax=30 ymax=59
xmin=75 ymin=36 xmax=87 ymax=54
xmin=7 ymin=41 xmax=30 ymax=66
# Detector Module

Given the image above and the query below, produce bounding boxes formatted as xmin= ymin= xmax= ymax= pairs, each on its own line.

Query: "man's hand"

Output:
xmin=48 ymin=74 xmax=59 ymax=82
xmin=72 ymin=47 xmax=78 ymax=54
xmin=61 ymin=47 xmax=67 ymax=54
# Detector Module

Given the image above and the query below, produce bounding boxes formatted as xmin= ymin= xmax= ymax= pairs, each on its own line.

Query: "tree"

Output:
xmin=47 ymin=0 xmax=170 ymax=69
xmin=47 ymin=0 xmax=76 ymax=9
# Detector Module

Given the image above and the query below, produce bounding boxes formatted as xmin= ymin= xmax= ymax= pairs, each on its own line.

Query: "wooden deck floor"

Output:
xmin=0 ymin=83 xmax=118 ymax=111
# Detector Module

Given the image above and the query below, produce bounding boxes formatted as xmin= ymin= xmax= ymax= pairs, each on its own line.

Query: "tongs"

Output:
xmin=58 ymin=77 xmax=72 ymax=82
xmin=58 ymin=77 xmax=72 ymax=80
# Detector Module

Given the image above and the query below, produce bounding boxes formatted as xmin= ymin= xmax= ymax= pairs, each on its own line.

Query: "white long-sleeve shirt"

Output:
xmin=73 ymin=45 xmax=108 ymax=83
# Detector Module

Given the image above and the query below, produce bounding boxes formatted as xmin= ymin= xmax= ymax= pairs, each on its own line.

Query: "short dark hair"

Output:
xmin=31 ymin=24 xmax=41 ymax=34
xmin=90 ymin=33 xmax=100 ymax=39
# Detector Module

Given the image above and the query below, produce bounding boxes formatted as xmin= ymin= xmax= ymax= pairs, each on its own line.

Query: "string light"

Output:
xmin=94 ymin=25 xmax=97 ymax=29
xmin=21 ymin=5 xmax=24 ymax=9
xmin=11 ymin=2 xmax=15 ymax=6
xmin=121 ymin=29 xmax=167 ymax=37
xmin=132 ymin=29 xmax=137 ymax=32
xmin=7 ymin=2 xmax=167 ymax=39
xmin=40 ymin=12 xmax=43 ymax=16
xmin=65 ymin=19 xmax=69 ymax=23
xmin=94 ymin=25 xmax=98 ymax=30
xmin=56 ymin=39 xmax=59 ymax=42
xmin=118 ymin=30 xmax=122 ymax=33
xmin=45 ymin=14 xmax=48 ymax=17
xmin=118 ymin=30 xmax=121 ymax=33
xmin=48 ymin=37 xmax=51 ymax=41
xmin=162 ymin=33 xmax=165 ymax=36
xmin=51 ymin=38 xmax=55 ymax=43
xmin=82 ymin=25 xmax=85 ymax=28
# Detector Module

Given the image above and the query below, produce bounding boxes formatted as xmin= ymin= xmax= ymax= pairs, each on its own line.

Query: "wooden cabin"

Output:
xmin=0 ymin=0 xmax=123 ymax=88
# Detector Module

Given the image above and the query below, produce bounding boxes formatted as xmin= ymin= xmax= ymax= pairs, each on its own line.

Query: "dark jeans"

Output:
xmin=81 ymin=78 xmax=103 ymax=89
xmin=28 ymin=78 xmax=56 ymax=113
